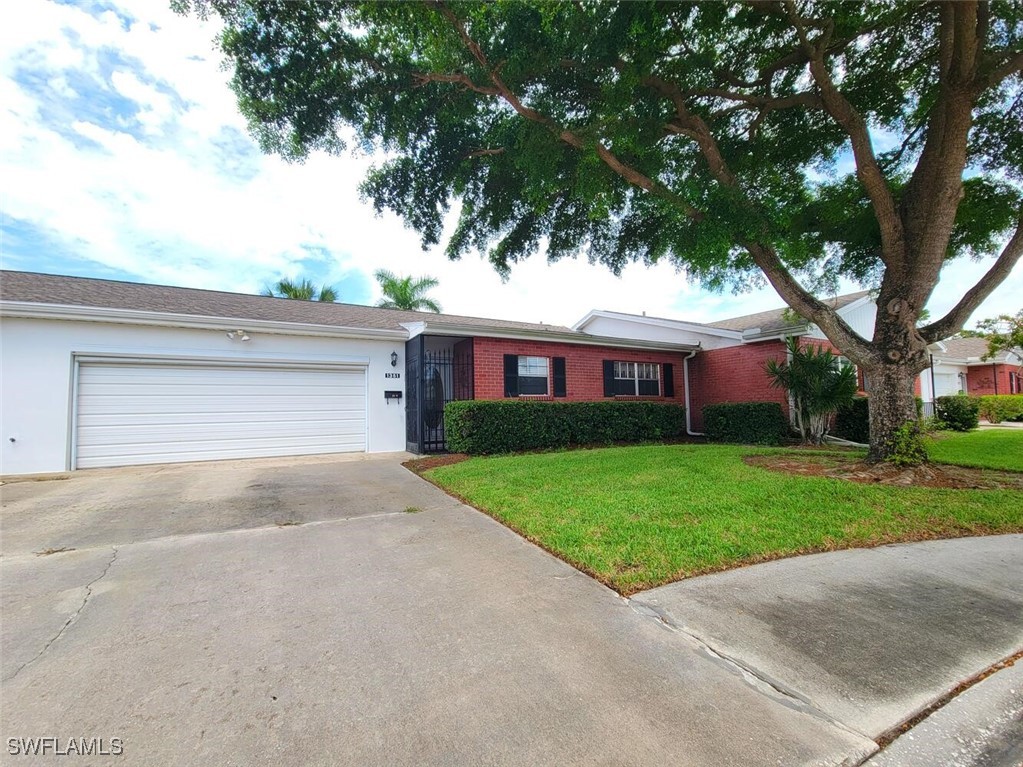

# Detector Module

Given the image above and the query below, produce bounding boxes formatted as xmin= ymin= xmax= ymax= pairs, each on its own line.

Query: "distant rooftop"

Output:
xmin=937 ymin=336 xmax=1014 ymax=363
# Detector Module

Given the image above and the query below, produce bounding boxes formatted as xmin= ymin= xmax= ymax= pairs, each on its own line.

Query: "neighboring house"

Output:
xmin=919 ymin=336 xmax=1023 ymax=414
xmin=575 ymin=291 xmax=876 ymax=431
xmin=0 ymin=271 xmax=695 ymax=474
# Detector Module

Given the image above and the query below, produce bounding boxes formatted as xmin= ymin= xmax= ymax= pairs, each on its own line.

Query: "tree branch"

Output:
xmin=784 ymin=0 xmax=905 ymax=271
xmin=429 ymin=0 xmax=703 ymax=219
xmin=919 ymin=211 xmax=1023 ymax=343
xmin=412 ymin=72 xmax=500 ymax=95
xmin=983 ymin=50 xmax=1023 ymax=88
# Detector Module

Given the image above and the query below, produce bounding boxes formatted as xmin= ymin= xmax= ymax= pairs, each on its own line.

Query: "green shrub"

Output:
xmin=834 ymin=397 xmax=870 ymax=444
xmin=444 ymin=400 xmax=686 ymax=455
xmin=886 ymin=422 xmax=929 ymax=467
xmin=702 ymin=402 xmax=788 ymax=445
xmin=934 ymin=394 xmax=980 ymax=431
xmin=977 ymin=394 xmax=1023 ymax=424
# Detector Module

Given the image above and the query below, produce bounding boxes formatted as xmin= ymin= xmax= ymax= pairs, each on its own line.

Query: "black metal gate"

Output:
xmin=405 ymin=337 xmax=473 ymax=453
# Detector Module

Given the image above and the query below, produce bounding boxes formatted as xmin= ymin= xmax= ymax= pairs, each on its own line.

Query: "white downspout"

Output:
xmin=683 ymin=349 xmax=703 ymax=436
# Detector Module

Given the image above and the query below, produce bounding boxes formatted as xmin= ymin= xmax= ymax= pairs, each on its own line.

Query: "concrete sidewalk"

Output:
xmin=864 ymin=660 xmax=1023 ymax=767
xmin=631 ymin=536 xmax=1023 ymax=743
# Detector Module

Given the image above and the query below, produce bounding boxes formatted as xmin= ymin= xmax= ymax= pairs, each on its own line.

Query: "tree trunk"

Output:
xmin=865 ymin=363 xmax=921 ymax=463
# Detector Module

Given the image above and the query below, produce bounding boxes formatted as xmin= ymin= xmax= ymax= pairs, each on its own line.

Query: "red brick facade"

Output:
xmin=462 ymin=334 xmax=900 ymax=433
xmin=966 ymin=363 xmax=1021 ymax=396
xmin=686 ymin=340 xmax=790 ymax=430
xmin=470 ymin=337 xmax=687 ymax=404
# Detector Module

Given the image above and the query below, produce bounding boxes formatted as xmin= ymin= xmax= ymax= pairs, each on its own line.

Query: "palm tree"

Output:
xmin=374 ymin=270 xmax=441 ymax=312
xmin=766 ymin=337 xmax=858 ymax=446
xmin=262 ymin=277 xmax=338 ymax=302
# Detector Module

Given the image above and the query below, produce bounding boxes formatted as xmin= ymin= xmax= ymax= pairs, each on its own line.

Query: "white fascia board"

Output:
xmin=740 ymin=324 xmax=807 ymax=342
xmin=573 ymin=309 xmax=741 ymax=340
xmin=0 ymin=301 xmax=408 ymax=341
xmin=400 ymin=321 xmax=427 ymax=339
xmin=420 ymin=321 xmax=700 ymax=352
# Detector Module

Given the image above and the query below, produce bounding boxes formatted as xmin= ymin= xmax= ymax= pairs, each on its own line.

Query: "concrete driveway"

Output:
xmin=2 ymin=454 xmax=871 ymax=766
xmin=2 ymin=455 xmax=1020 ymax=765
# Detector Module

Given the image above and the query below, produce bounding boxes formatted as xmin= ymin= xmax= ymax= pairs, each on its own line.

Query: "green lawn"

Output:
xmin=427 ymin=443 xmax=1022 ymax=594
xmin=926 ymin=429 xmax=1023 ymax=472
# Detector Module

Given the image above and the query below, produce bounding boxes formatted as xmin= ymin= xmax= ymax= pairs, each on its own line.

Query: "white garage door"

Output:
xmin=75 ymin=361 xmax=366 ymax=469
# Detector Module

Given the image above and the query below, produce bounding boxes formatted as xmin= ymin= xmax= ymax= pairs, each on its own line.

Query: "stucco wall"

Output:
xmin=0 ymin=317 xmax=407 ymax=475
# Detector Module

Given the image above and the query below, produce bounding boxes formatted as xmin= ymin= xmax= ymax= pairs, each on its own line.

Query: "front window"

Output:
xmin=614 ymin=361 xmax=660 ymax=396
xmin=517 ymin=356 xmax=549 ymax=395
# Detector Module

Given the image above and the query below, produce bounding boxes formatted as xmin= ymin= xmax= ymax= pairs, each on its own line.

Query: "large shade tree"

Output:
xmin=181 ymin=0 xmax=1023 ymax=462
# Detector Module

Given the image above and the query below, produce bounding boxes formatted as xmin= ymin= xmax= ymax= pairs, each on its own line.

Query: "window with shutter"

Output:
xmin=612 ymin=360 xmax=660 ymax=396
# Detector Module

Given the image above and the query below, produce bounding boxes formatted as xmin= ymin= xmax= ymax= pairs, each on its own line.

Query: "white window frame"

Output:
xmin=517 ymin=356 xmax=550 ymax=396
xmin=613 ymin=361 xmax=660 ymax=396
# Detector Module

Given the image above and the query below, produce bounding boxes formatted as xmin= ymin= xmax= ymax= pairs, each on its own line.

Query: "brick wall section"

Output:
xmin=966 ymin=363 xmax=1018 ymax=396
xmin=470 ymin=337 xmax=687 ymax=403
xmin=687 ymin=340 xmax=789 ymax=431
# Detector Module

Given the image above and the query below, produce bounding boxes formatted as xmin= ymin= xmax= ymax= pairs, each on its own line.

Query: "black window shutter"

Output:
xmin=504 ymin=354 xmax=519 ymax=398
xmin=602 ymin=360 xmax=615 ymax=397
xmin=663 ymin=363 xmax=675 ymax=397
xmin=553 ymin=357 xmax=567 ymax=397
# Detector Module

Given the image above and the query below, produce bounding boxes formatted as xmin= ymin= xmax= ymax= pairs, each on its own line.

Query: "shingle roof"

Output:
xmin=706 ymin=290 xmax=872 ymax=333
xmin=0 ymin=271 xmax=575 ymax=335
xmin=937 ymin=336 xmax=1013 ymax=362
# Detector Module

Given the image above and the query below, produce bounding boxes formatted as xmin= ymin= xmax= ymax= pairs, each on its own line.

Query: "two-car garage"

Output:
xmin=74 ymin=359 xmax=369 ymax=469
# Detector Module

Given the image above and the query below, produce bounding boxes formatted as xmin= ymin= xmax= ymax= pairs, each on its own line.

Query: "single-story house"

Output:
xmin=10 ymin=270 xmax=993 ymax=475
xmin=0 ymin=271 xmax=699 ymax=474
xmin=919 ymin=336 xmax=1022 ymax=414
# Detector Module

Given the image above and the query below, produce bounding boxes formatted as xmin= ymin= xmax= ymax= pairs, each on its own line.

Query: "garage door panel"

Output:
xmin=78 ymin=396 xmax=365 ymax=416
xmin=77 ymin=417 xmax=366 ymax=442
xmin=77 ymin=410 xmax=366 ymax=428
xmin=76 ymin=362 xmax=368 ymax=469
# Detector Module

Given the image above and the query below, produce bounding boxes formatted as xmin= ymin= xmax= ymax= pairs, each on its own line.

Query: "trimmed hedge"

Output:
xmin=935 ymin=394 xmax=980 ymax=431
xmin=444 ymin=400 xmax=686 ymax=455
xmin=702 ymin=402 xmax=788 ymax=445
xmin=977 ymin=394 xmax=1023 ymax=424
xmin=834 ymin=397 xmax=870 ymax=444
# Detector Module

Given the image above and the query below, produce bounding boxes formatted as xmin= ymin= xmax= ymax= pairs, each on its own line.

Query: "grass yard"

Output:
xmin=926 ymin=428 xmax=1023 ymax=472
xmin=426 ymin=443 xmax=1023 ymax=595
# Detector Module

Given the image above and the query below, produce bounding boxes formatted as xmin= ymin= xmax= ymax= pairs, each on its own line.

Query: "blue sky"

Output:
xmin=1 ymin=0 xmax=1020 ymax=328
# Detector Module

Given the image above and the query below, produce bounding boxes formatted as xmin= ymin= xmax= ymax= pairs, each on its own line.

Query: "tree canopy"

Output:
xmin=975 ymin=309 xmax=1023 ymax=360
xmin=374 ymin=269 xmax=442 ymax=312
xmin=182 ymin=0 xmax=1023 ymax=461
xmin=262 ymin=277 xmax=339 ymax=302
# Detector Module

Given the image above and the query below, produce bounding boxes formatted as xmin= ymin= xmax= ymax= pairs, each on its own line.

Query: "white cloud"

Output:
xmin=1 ymin=0 xmax=1018 ymax=334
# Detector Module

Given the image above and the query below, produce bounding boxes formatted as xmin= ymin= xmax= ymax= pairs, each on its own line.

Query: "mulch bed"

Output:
xmin=745 ymin=454 xmax=1023 ymax=490
xmin=403 ymin=454 xmax=470 ymax=474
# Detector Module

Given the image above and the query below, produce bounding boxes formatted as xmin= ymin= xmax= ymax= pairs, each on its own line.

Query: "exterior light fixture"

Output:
xmin=391 ymin=351 xmax=399 ymax=367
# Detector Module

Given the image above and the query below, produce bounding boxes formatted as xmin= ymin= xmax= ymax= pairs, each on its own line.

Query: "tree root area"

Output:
xmin=745 ymin=454 xmax=1023 ymax=490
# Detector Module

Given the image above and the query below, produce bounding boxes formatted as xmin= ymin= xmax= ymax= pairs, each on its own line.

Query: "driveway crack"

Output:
xmin=628 ymin=598 xmax=874 ymax=745
xmin=4 ymin=546 xmax=119 ymax=683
